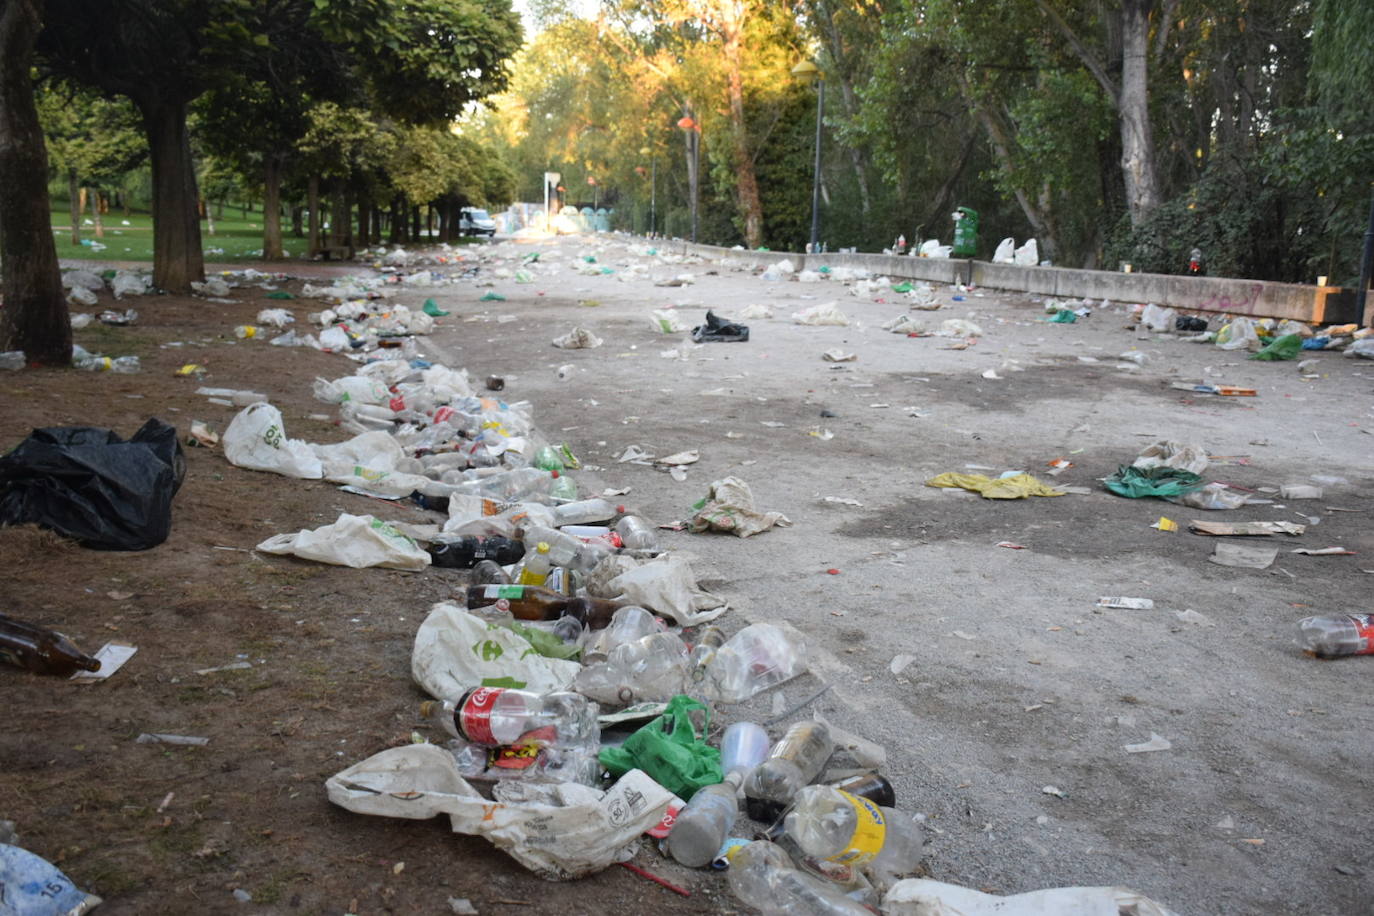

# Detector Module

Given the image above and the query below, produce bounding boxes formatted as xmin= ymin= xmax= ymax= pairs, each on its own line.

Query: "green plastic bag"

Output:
xmin=422 ymin=298 xmax=449 ymax=317
xmin=1049 ymin=309 xmax=1078 ymax=323
xmin=599 ymin=695 xmax=722 ymax=800
xmin=891 ymin=282 xmax=913 ymax=294
xmin=508 ymin=621 xmax=580 ymax=661
xmin=480 ymin=291 xmax=506 ymax=302
xmin=266 ymin=290 xmax=295 ymax=300
xmin=1104 ymin=465 xmax=1203 ymax=498
xmin=1250 ymin=333 xmax=1302 ymax=361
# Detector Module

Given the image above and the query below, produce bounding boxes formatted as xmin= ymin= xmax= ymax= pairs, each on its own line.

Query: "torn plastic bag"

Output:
xmin=257 ymin=513 xmax=430 ymax=570
xmin=0 ymin=842 xmax=102 ymax=915
xmin=650 ymin=309 xmax=686 ymax=333
xmin=689 ymin=476 xmax=792 ymax=538
xmin=0 ymin=418 xmax=185 ymax=550
xmin=882 ymin=314 xmax=928 ymax=335
xmin=1104 ymin=465 xmax=1203 ymax=498
xmin=883 ymin=878 xmax=1179 ymax=916
xmin=1132 ymin=440 xmax=1209 ymax=476
xmin=691 ymin=310 xmax=750 ymax=342
xmin=551 ymin=326 xmax=603 ymax=349
xmin=326 ymin=744 xmax=672 ymax=880
xmin=791 ymin=302 xmax=850 ymax=326
xmin=223 ymin=402 xmax=323 ymax=479
xmin=605 ymin=553 xmax=728 ymax=626
xmin=412 ymin=603 xmax=580 ymax=697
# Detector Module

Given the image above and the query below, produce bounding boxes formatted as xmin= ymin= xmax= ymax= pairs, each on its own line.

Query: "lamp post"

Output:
xmin=639 ymin=146 xmax=656 ymax=237
xmin=677 ymin=114 xmax=700 ymax=244
xmin=792 ymin=59 xmax=824 ymax=254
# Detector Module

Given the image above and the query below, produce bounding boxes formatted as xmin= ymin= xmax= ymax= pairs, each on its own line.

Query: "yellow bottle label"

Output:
xmin=826 ymin=791 xmax=886 ymax=865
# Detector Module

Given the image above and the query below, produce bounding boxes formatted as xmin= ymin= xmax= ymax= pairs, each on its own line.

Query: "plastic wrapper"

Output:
xmin=689 ymin=476 xmax=792 ymax=538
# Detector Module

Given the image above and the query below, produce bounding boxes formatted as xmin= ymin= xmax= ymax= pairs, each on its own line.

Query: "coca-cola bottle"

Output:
xmin=420 ymin=687 xmax=598 ymax=747
xmin=0 ymin=614 xmax=102 ymax=677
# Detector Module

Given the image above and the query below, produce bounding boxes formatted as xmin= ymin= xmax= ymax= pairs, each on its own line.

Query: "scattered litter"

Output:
xmin=926 ymin=472 xmax=1064 ymax=499
xmin=1170 ymin=382 xmax=1256 ymax=396
xmin=691 ymin=311 xmax=749 ymax=342
xmin=1189 ymin=520 xmax=1306 ymax=537
xmin=1097 ymin=597 xmax=1154 ymax=610
xmin=996 ymin=541 xmax=1027 ymax=550
xmin=136 ymin=733 xmax=209 ymax=746
xmin=1174 ymin=609 xmax=1214 ymax=626
xmin=1041 ymin=786 xmax=1067 ymax=798
xmin=889 ymin=654 xmax=916 ymax=675
xmin=552 ymin=327 xmax=603 ymax=349
xmin=650 ymin=309 xmax=687 ymax=333
xmin=1152 ymin=517 xmax=1178 ymax=531
xmin=821 ymin=348 xmax=856 ymax=362
xmin=1123 ymin=733 xmax=1172 ymax=753
xmin=196 ymin=661 xmax=252 ymax=675
xmin=791 ymin=302 xmax=850 ymax=326
xmin=659 ymin=450 xmax=700 ymax=466
xmin=69 ymin=643 xmax=137 ymax=681
xmin=1292 ymin=547 xmax=1355 ymax=556
xmin=821 ymin=496 xmax=863 ymax=507
xmin=1279 ymin=485 xmax=1322 ymax=499
xmin=1209 ymin=542 xmax=1278 ymax=569
xmin=257 ymin=514 xmax=430 ymax=570
xmin=688 ymin=477 xmax=792 ymax=537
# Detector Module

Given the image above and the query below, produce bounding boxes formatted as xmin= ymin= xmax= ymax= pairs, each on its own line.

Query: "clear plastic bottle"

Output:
xmin=110 ymin=355 xmax=141 ymax=373
xmin=666 ymin=773 xmax=742 ymax=867
xmin=720 ymin=722 xmax=770 ymax=781
xmin=573 ymin=630 xmax=688 ymax=704
xmin=550 ymin=498 xmax=621 ymax=526
xmin=584 ymin=605 xmax=659 ymax=663
xmin=448 ymin=468 xmax=562 ymax=502
xmin=784 ymin=785 xmax=925 ymax=882
xmin=615 ymin=514 xmax=658 ymax=550
xmin=727 ymin=840 xmax=873 ymax=916
xmin=707 ymin=623 xmax=808 ymax=704
xmin=516 ymin=542 xmax=553 ymax=586
xmin=744 ymin=721 xmax=833 ymax=807
xmin=688 ymin=625 xmax=727 ymax=683
xmin=1297 ymin=614 xmax=1374 ymax=658
xmin=420 ymin=687 xmax=598 ymax=747
xmin=443 ymin=736 xmax=602 ymax=785
xmin=234 ymin=325 xmax=258 ymax=339
xmin=549 ymin=473 xmax=578 ymax=501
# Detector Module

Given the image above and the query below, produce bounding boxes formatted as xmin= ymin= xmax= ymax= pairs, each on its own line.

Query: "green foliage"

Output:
xmin=37 ymin=85 xmax=147 ymax=185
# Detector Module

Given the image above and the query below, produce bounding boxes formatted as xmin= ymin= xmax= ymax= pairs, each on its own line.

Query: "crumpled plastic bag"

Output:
xmin=605 ymin=553 xmax=728 ymax=625
xmin=1013 ymin=238 xmax=1039 ymax=266
xmin=0 ymin=842 xmax=103 ymax=915
xmin=936 ymin=318 xmax=983 ymax=337
xmin=740 ymin=304 xmax=774 ymax=319
xmin=792 ymin=301 xmax=849 ymax=326
xmin=882 ymin=315 xmax=927 ymax=335
xmin=326 ymin=744 xmax=672 ymax=881
xmin=650 ymin=309 xmax=686 ymax=333
xmin=691 ymin=311 xmax=749 ymax=342
xmin=67 ymin=285 xmax=98 ymax=307
xmin=689 ymin=476 xmax=792 ymax=537
xmin=993 ymin=237 xmax=1015 ymax=263
xmin=0 ymin=418 xmax=185 ymax=551
xmin=312 ymin=374 xmax=391 ymax=405
xmin=110 ymin=270 xmax=150 ymax=298
xmin=760 ymin=259 xmax=795 ymax=281
xmin=313 ymin=429 xmax=404 ymax=477
xmin=223 ymin=402 xmax=323 ymax=478
xmin=1216 ymin=317 xmax=1261 ymax=351
xmin=599 ymin=695 xmax=722 ymax=800
xmin=1169 ymin=482 xmax=1248 ymax=510
xmin=925 ymin=472 xmax=1065 ymax=499
xmin=1250 ymin=333 xmax=1302 ymax=361
xmin=1139 ymin=303 xmax=1177 ymax=332
xmin=883 ymin=878 xmax=1179 ymax=916
xmin=412 ymin=603 xmax=580 ymax=697
xmin=1104 ymin=465 xmax=1203 ymax=498
xmin=1132 ymin=440 xmax=1208 ymax=475
xmin=552 ymin=326 xmax=603 ymax=349
xmin=257 ymin=513 xmax=430 ymax=570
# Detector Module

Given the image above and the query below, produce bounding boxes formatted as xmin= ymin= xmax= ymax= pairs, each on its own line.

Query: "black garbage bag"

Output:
xmin=0 ymin=418 xmax=186 ymax=550
xmin=691 ymin=310 xmax=750 ymax=343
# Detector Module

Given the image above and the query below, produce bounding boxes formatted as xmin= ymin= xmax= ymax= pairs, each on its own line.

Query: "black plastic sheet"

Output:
xmin=690 ymin=310 xmax=749 ymax=342
xmin=0 ymin=418 xmax=185 ymax=550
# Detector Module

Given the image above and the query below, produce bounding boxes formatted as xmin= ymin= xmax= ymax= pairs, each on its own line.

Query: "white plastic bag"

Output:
xmin=688 ymin=476 xmax=792 ymax=538
xmin=936 ymin=318 xmax=984 ymax=337
xmin=882 ymin=315 xmax=927 ymax=335
xmin=256 ymin=308 xmax=295 ymax=327
xmin=605 ymin=554 xmax=728 ymax=626
xmin=1215 ymin=317 xmax=1261 ymax=351
xmin=552 ymin=326 xmax=603 ymax=349
xmin=318 ymin=326 xmax=350 ymax=351
xmin=325 ymin=745 xmax=672 ymax=880
xmin=67 ymin=285 xmax=98 ymax=307
xmin=1140 ymin=303 xmax=1177 ymax=332
xmin=312 ymin=374 xmax=391 ymax=405
xmin=1013 ymin=238 xmax=1039 ymax=266
xmin=740 ymin=304 xmax=774 ymax=319
xmin=314 ymin=430 xmax=404 ymax=478
xmin=412 ymin=603 xmax=580 ymax=697
xmin=1133 ymin=439 xmax=1208 ymax=475
xmin=257 ymin=513 xmax=430 ymax=570
xmin=223 ymin=402 xmax=323 ymax=478
xmin=760 ymin=258 xmax=795 ymax=281
xmin=650 ymin=309 xmax=686 ymax=333
xmin=993 ymin=237 xmax=1015 ymax=263
xmin=792 ymin=302 xmax=850 ymax=326
xmin=883 ymin=878 xmax=1179 ymax=916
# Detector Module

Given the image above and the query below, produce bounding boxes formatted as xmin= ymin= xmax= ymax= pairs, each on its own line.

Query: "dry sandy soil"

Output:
xmin=2 ymin=235 xmax=1372 ymax=915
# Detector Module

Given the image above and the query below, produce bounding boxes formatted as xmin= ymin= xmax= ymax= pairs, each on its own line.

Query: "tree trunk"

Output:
xmin=0 ymin=0 xmax=71 ymax=366
xmin=972 ymin=103 xmax=1061 ymax=257
xmin=341 ymin=185 xmax=354 ymax=250
xmin=90 ymin=188 xmax=103 ymax=237
xmin=722 ymin=30 xmax=763 ymax=248
xmin=262 ymin=156 xmax=284 ymax=259
xmin=1118 ymin=0 xmax=1160 ymax=224
xmin=330 ymin=185 xmax=346 ymax=248
xmin=67 ymin=168 xmax=80 ymax=245
xmin=389 ymin=196 xmax=403 ymax=244
xmin=307 ymin=175 xmax=320 ymax=255
xmin=290 ymin=205 xmax=303 ymax=238
xmin=410 ymin=205 xmax=421 ymax=241
xmin=810 ymin=0 xmax=872 ymax=214
xmin=437 ymin=200 xmax=450 ymax=242
xmin=356 ymin=192 xmax=370 ymax=251
xmin=137 ymin=96 xmax=204 ymax=292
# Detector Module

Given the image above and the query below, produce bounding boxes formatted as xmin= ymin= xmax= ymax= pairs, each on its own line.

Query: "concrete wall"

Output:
xmin=672 ymin=241 xmax=1356 ymax=324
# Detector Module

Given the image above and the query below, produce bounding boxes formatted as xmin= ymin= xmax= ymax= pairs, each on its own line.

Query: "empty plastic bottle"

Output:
xmin=784 ymin=784 xmax=925 ymax=882
xmin=531 ymin=444 xmax=566 ymax=471
xmin=447 ymin=468 xmax=563 ymax=502
xmin=727 ymin=840 xmax=873 ymax=916
xmin=688 ymin=625 xmax=727 ymax=683
xmin=0 ymin=614 xmax=102 ymax=677
xmin=614 ymin=514 xmax=658 ymax=550
xmin=517 ymin=542 xmax=553 ymax=586
xmin=549 ymin=473 xmax=578 ymax=502
xmin=666 ymin=773 xmax=742 ymax=867
xmin=707 ymin=623 xmax=808 ymax=704
xmin=720 ymin=722 xmax=770 ymax=781
xmin=427 ymin=535 xmax=525 ymax=569
xmin=744 ymin=721 xmax=833 ymax=808
xmin=574 ymin=631 xmax=689 ymax=704
xmin=1297 ymin=614 xmax=1374 ymax=658
xmin=549 ymin=498 xmax=621 ymax=526
xmin=234 ymin=325 xmax=258 ymax=339
xmin=420 ymin=687 xmax=598 ymax=747
xmin=584 ymin=605 xmax=659 ymax=663
xmin=110 ymin=355 xmax=141 ymax=373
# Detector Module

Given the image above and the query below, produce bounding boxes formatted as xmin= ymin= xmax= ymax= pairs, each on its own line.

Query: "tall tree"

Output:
xmin=0 ymin=0 xmax=70 ymax=366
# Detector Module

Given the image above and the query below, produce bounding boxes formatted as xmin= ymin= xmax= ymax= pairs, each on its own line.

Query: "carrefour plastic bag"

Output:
xmin=257 ymin=513 xmax=430 ymax=570
xmin=412 ymin=603 xmax=580 ymax=697
xmin=223 ymin=402 xmax=323 ymax=478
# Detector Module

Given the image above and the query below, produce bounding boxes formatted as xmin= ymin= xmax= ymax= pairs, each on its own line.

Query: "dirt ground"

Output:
xmin=2 ymin=237 xmax=1372 ymax=915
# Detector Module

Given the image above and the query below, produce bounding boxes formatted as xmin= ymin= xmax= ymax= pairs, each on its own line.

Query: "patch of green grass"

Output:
xmin=52 ymin=201 xmax=310 ymax=262
xmin=81 ymin=856 xmax=147 ymax=897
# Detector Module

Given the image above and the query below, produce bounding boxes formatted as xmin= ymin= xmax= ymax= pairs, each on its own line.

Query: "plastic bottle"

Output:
xmin=666 ymin=773 xmax=742 ymax=867
xmin=688 ymin=625 xmax=727 ymax=683
xmin=744 ymin=721 xmax=833 ymax=808
xmin=531 ymin=444 xmax=566 ymax=471
xmin=518 ymin=524 xmax=613 ymax=573
xmin=447 ymin=468 xmax=562 ymax=502
xmin=0 ymin=351 xmax=26 ymax=370
xmin=427 ymin=535 xmax=525 ymax=569
xmin=727 ymin=840 xmax=873 ymax=916
xmin=0 ymin=614 xmax=102 ymax=677
xmin=584 ymin=605 xmax=659 ymax=662
xmin=549 ymin=498 xmax=621 ymax=526
xmin=707 ymin=623 xmax=808 ymax=704
xmin=615 ymin=514 xmax=658 ymax=550
xmin=443 ymin=734 xmax=602 ymax=785
xmin=759 ymin=773 xmax=896 ymax=836
xmin=234 ymin=325 xmax=258 ymax=339
xmin=1297 ymin=614 xmax=1374 ymax=658
xmin=720 ymin=722 xmax=771 ymax=781
xmin=110 ymin=355 xmax=141 ymax=373
xmin=784 ymin=784 xmax=924 ymax=880
xmin=464 ymin=584 xmax=624 ymax=629
xmin=574 ymin=631 xmax=689 ymax=704
xmin=549 ymin=473 xmax=578 ymax=502
xmin=420 ymin=687 xmax=598 ymax=747
xmin=517 ymin=542 xmax=553 ymax=586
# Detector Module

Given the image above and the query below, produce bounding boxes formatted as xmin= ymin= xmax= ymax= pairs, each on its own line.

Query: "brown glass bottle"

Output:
xmin=0 ymin=614 xmax=102 ymax=677
xmin=463 ymin=584 xmax=623 ymax=629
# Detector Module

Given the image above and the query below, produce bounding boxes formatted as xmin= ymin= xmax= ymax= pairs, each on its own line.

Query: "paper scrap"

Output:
xmin=1152 ymin=517 xmax=1178 ymax=532
xmin=1189 ymin=520 xmax=1305 ymax=537
xmin=70 ymin=643 xmax=138 ymax=681
xmin=1292 ymin=547 xmax=1354 ymax=556
xmin=1123 ymin=733 xmax=1172 ymax=753
xmin=1097 ymin=597 xmax=1154 ymax=609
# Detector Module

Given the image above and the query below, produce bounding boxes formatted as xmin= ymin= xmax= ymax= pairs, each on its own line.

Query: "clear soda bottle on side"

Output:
xmin=665 ymin=773 xmax=741 ymax=867
xmin=743 ymin=721 xmax=832 ymax=807
xmin=1297 ymin=614 xmax=1374 ymax=658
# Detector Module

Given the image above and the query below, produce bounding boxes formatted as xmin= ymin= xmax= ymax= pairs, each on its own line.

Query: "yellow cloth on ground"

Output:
xmin=925 ymin=472 xmax=1065 ymax=499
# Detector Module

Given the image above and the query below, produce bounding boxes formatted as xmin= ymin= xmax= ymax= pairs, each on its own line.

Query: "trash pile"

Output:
xmin=1127 ymin=304 xmax=1374 ymax=358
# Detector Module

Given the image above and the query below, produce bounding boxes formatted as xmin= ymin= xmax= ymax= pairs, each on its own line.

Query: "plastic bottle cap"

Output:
xmin=616 ymin=505 xmax=626 ymax=514
xmin=537 ymin=542 xmax=550 ymax=553
xmin=550 ymin=470 xmax=560 ymax=478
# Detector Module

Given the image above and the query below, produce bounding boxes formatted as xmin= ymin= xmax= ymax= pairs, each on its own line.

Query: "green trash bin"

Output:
xmin=952 ymin=206 xmax=979 ymax=258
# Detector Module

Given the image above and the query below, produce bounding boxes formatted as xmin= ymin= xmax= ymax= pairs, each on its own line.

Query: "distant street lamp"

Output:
xmin=677 ymin=114 xmax=700 ymax=244
xmin=792 ymin=59 xmax=824 ymax=254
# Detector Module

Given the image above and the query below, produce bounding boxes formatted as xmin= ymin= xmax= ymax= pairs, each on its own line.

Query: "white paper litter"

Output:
xmin=883 ymin=878 xmax=1179 ymax=916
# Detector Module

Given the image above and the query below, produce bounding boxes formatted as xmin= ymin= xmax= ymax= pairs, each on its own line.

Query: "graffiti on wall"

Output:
xmin=1194 ymin=283 xmax=1264 ymax=315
